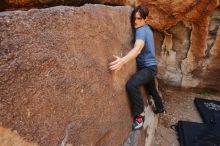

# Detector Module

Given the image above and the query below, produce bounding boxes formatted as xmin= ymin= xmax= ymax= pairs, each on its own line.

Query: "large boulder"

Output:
xmin=141 ymin=0 xmax=220 ymax=91
xmin=199 ymin=6 xmax=220 ymax=91
xmin=0 ymin=5 xmax=137 ymax=146
xmin=1 ymin=0 xmax=136 ymax=11
xmin=2 ymin=0 xmax=220 ymax=91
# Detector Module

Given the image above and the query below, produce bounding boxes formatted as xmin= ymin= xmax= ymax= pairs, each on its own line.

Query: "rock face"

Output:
xmin=0 ymin=126 xmax=39 ymax=146
xmin=1 ymin=0 xmax=220 ymax=145
xmin=2 ymin=0 xmax=220 ymax=92
xmin=156 ymin=22 xmax=191 ymax=86
xmin=1 ymin=0 xmax=136 ymax=11
xmin=123 ymin=98 xmax=159 ymax=146
xmin=0 ymin=5 xmax=136 ymax=146
xmin=200 ymin=6 xmax=220 ymax=90
xmin=141 ymin=0 xmax=220 ymax=91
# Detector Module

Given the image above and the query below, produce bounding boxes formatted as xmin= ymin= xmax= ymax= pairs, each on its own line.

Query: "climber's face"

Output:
xmin=134 ymin=12 xmax=146 ymax=29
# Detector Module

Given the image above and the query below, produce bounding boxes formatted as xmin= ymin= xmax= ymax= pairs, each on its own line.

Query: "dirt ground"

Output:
xmin=152 ymin=85 xmax=220 ymax=146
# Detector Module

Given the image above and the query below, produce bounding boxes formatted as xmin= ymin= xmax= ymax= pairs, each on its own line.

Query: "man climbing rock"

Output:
xmin=109 ymin=5 xmax=164 ymax=130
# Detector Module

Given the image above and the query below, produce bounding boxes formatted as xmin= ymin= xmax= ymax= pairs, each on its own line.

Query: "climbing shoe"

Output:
xmin=154 ymin=102 xmax=165 ymax=114
xmin=154 ymin=107 xmax=165 ymax=114
xmin=132 ymin=115 xmax=145 ymax=130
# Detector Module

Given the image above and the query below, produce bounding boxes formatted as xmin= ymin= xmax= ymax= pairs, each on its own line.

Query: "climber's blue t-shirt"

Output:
xmin=135 ymin=25 xmax=157 ymax=69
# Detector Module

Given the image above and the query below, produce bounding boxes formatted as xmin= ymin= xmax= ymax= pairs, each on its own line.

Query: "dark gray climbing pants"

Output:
xmin=126 ymin=65 xmax=163 ymax=116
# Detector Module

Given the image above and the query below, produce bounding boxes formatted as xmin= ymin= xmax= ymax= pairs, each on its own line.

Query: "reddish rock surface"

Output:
xmin=0 ymin=126 xmax=39 ymax=146
xmin=1 ymin=0 xmax=136 ymax=11
xmin=0 ymin=5 xmax=136 ymax=146
xmin=139 ymin=0 xmax=220 ymax=91
xmin=1 ymin=0 xmax=220 ymax=145
xmin=2 ymin=0 xmax=220 ymax=91
xmin=200 ymin=7 xmax=220 ymax=91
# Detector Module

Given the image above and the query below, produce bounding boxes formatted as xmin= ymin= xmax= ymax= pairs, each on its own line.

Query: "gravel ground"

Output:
xmin=152 ymin=86 xmax=220 ymax=146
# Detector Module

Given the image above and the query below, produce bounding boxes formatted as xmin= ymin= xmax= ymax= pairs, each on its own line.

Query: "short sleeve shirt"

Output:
xmin=135 ymin=25 xmax=157 ymax=69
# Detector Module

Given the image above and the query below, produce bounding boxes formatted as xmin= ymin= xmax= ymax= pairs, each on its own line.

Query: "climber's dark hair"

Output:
xmin=130 ymin=5 xmax=151 ymax=44
xmin=130 ymin=5 xmax=149 ymax=29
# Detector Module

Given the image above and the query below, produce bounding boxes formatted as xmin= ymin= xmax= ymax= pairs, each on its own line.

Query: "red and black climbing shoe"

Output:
xmin=132 ymin=115 xmax=145 ymax=130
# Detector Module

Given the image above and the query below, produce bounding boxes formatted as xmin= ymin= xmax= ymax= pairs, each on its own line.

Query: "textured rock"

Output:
xmin=0 ymin=126 xmax=38 ymax=146
xmin=0 ymin=5 xmax=136 ymax=146
xmin=199 ymin=6 xmax=220 ymax=91
xmin=141 ymin=0 xmax=220 ymax=90
xmin=1 ymin=1 xmax=220 ymax=145
xmin=123 ymin=130 xmax=146 ymax=146
xmin=157 ymin=22 xmax=191 ymax=86
xmin=2 ymin=0 xmax=220 ymax=92
xmin=123 ymin=98 xmax=159 ymax=146
xmin=1 ymin=0 xmax=136 ymax=11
